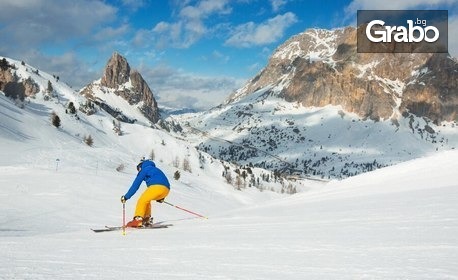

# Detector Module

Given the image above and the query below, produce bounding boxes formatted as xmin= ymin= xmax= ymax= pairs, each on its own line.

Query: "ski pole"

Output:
xmin=122 ymin=202 xmax=126 ymax=236
xmin=163 ymin=201 xmax=208 ymax=219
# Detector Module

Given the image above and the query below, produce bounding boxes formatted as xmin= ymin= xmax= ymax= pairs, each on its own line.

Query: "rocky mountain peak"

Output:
xmin=81 ymin=52 xmax=159 ymax=123
xmin=100 ymin=52 xmax=131 ymax=88
xmin=229 ymin=27 xmax=457 ymax=124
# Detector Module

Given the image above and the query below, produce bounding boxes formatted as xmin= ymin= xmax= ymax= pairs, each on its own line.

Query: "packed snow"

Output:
xmin=1 ymin=57 xmax=458 ymax=279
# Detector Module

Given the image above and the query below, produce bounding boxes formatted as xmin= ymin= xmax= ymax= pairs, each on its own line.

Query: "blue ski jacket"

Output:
xmin=124 ymin=160 xmax=170 ymax=200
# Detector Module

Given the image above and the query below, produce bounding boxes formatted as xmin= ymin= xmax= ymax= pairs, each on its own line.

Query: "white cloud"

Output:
xmin=151 ymin=21 xmax=190 ymax=49
xmin=225 ymin=12 xmax=298 ymax=47
xmin=0 ymin=0 xmax=117 ymax=48
xmin=121 ymin=0 xmax=147 ymax=11
xmin=138 ymin=64 xmax=245 ymax=110
xmin=211 ymin=51 xmax=230 ymax=63
xmin=270 ymin=0 xmax=287 ymax=12
xmin=19 ymin=50 xmax=99 ymax=89
xmin=151 ymin=0 xmax=231 ymax=49
xmin=180 ymin=0 xmax=231 ymax=19
xmin=93 ymin=24 xmax=130 ymax=42
xmin=150 ymin=21 xmax=184 ymax=48
xmin=0 ymin=0 xmax=118 ymax=88
xmin=248 ymin=62 xmax=261 ymax=72
xmin=132 ymin=29 xmax=151 ymax=47
xmin=345 ymin=0 xmax=456 ymax=11
xmin=152 ymin=22 xmax=170 ymax=33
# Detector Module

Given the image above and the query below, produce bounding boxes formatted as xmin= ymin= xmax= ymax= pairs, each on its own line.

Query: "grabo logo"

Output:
xmin=357 ymin=10 xmax=448 ymax=53
xmin=366 ymin=19 xmax=439 ymax=43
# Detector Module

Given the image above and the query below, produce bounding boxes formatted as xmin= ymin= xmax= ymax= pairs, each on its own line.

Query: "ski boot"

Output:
xmin=126 ymin=216 xmax=143 ymax=228
xmin=143 ymin=216 xmax=154 ymax=227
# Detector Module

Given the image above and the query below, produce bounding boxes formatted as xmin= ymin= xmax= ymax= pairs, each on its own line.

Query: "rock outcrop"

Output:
xmin=0 ymin=59 xmax=40 ymax=101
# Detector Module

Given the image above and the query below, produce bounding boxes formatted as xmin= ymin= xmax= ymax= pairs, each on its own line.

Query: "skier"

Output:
xmin=121 ymin=159 xmax=170 ymax=227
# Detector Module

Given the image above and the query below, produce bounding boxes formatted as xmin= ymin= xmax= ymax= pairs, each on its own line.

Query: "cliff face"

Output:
xmin=402 ymin=54 xmax=458 ymax=123
xmin=100 ymin=52 xmax=131 ymax=88
xmin=82 ymin=52 xmax=159 ymax=123
xmin=229 ymin=27 xmax=457 ymax=123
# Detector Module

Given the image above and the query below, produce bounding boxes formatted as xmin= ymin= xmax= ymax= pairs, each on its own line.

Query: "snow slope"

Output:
xmin=1 ymin=142 xmax=457 ymax=279
xmin=1 ymin=56 xmax=457 ymax=279
xmin=0 ymin=91 xmax=456 ymax=278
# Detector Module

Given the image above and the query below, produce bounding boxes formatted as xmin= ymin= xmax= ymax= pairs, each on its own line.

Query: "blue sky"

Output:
xmin=0 ymin=0 xmax=457 ymax=109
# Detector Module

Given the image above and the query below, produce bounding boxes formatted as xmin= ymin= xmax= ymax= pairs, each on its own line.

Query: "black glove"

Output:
xmin=156 ymin=198 xmax=164 ymax=203
xmin=121 ymin=196 xmax=127 ymax=203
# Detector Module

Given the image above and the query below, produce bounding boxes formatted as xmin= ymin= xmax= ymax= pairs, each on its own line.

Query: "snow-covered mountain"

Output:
xmin=80 ymin=52 xmax=160 ymax=125
xmin=170 ymin=27 xmax=458 ymax=180
xmin=0 ymin=55 xmax=304 ymax=195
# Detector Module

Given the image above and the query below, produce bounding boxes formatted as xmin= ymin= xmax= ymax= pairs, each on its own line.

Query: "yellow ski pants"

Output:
xmin=134 ymin=185 xmax=169 ymax=218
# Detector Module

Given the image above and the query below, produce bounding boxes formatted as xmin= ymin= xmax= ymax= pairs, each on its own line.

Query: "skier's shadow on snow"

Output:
xmin=0 ymin=229 xmax=28 ymax=232
xmin=154 ymin=217 xmax=202 ymax=225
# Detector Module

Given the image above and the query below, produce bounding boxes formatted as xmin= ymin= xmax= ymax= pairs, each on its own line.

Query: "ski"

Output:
xmin=91 ymin=226 xmax=121 ymax=233
xmin=91 ymin=224 xmax=172 ymax=233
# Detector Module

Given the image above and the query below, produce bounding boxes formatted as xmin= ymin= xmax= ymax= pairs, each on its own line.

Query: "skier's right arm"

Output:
xmin=123 ymin=170 xmax=146 ymax=200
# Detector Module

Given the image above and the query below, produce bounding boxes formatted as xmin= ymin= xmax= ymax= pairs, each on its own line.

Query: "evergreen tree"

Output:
xmin=67 ymin=102 xmax=76 ymax=114
xmin=47 ymin=80 xmax=53 ymax=93
xmin=0 ymin=58 xmax=9 ymax=70
xmin=174 ymin=170 xmax=181 ymax=180
xmin=51 ymin=112 xmax=61 ymax=128
xmin=84 ymin=135 xmax=94 ymax=147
